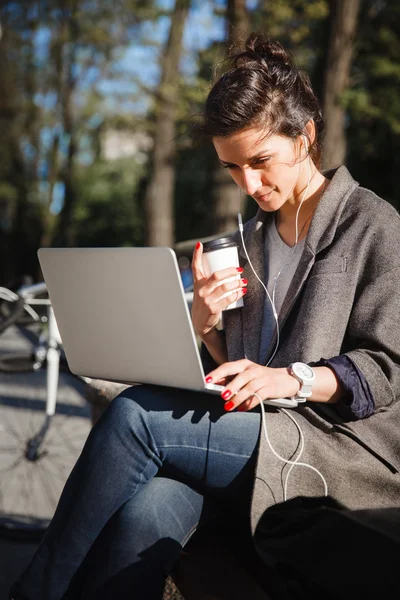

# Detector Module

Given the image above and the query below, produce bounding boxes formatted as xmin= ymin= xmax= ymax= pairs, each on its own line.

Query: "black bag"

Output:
xmin=254 ymin=495 xmax=400 ymax=600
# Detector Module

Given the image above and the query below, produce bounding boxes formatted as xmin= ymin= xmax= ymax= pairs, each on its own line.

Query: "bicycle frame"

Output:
xmin=0 ymin=276 xmax=195 ymax=535
xmin=15 ymin=282 xmax=194 ymax=421
xmin=18 ymin=282 xmax=62 ymax=418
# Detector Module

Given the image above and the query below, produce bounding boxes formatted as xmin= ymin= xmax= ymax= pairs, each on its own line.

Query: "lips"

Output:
xmin=255 ymin=190 xmax=274 ymax=202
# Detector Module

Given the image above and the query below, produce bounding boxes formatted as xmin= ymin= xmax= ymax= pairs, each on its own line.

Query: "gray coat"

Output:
xmin=222 ymin=165 xmax=400 ymax=532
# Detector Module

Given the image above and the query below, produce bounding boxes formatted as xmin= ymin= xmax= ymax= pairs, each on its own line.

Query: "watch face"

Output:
xmin=294 ymin=363 xmax=314 ymax=379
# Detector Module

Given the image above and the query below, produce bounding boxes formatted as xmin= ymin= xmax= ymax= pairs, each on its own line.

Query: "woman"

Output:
xmin=11 ymin=33 xmax=400 ymax=600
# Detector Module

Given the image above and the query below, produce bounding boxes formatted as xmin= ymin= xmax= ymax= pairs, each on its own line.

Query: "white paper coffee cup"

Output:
xmin=202 ymin=237 xmax=244 ymax=310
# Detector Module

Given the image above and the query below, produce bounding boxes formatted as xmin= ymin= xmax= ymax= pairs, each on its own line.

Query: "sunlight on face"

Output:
xmin=213 ymin=127 xmax=306 ymax=212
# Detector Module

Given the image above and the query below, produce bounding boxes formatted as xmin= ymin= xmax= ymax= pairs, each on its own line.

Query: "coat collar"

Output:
xmin=237 ymin=165 xmax=359 ymax=364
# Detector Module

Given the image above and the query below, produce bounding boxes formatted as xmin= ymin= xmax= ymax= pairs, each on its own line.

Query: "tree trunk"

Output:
xmin=213 ymin=0 xmax=249 ymax=234
xmin=23 ymin=3 xmax=41 ymax=182
xmin=53 ymin=1 xmax=79 ymax=247
xmin=0 ymin=20 xmax=29 ymax=283
xmin=145 ymin=0 xmax=190 ymax=247
xmin=227 ymin=0 xmax=248 ymax=44
xmin=322 ymin=0 xmax=361 ymax=169
xmin=40 ymin=8 xmax=64 ymax=249
xmin=40 ymin=133 xmax=60 ymax=248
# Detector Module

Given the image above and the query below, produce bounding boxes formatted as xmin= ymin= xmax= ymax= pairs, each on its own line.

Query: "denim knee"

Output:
xmin=116 ymin=477 xmax=204 ymax=548
xmin=79 ymin=477 xmax=207 ymax=597
xmin=75 ymin=477 xmax=207 ymax=600
xmin=103 ymin=387 xmax=148 ymax=429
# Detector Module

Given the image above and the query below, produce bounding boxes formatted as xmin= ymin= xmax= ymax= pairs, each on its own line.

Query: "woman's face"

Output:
xmin=213 ymin=126 xmax=309 ymax=212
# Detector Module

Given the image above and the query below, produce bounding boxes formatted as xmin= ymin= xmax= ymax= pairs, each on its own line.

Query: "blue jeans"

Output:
xmin=11 ymin=385 xmax=260 ymax=600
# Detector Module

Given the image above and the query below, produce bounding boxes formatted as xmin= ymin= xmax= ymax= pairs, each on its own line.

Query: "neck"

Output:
xmin=276 ymin=166 xmax=327 ymax=247
xmin=278 ymin=164 xmax=326 ymax=224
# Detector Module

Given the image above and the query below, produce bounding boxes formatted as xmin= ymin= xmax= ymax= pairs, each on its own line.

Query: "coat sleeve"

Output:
xmin=344 ymin=265 xmax=400 ymax=410
xmin=311 ymin=355 xmax=375 ymax=419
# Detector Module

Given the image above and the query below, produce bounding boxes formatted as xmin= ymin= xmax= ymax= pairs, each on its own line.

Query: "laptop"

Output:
xmin=37 ymin=247 xmax=225 ymax=395
xmin=38 ymin=247 xmax=297 ymax=406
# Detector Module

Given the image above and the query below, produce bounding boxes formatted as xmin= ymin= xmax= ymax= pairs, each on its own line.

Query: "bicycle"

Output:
xmin=0 ymin=268 xmax=195 ymax=542
xmin=0 ymin=282 xmax=92 ymax=540
xmin=0 ymin=286 xmax=27 ymax=336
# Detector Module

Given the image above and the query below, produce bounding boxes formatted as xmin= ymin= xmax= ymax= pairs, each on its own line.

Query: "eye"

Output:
xmin=222 ymin=163 xmax=236 ymax=170
xmin=254 ymin=157 xmax=271 ymax=166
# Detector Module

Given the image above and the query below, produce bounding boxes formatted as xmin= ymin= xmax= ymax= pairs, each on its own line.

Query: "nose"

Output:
xmin=241 ymin=168 xmax=262 ymax=196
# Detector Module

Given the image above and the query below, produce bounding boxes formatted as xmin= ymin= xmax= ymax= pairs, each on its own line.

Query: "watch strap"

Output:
xmin=288 ymin=362 xmax=315 ymax=399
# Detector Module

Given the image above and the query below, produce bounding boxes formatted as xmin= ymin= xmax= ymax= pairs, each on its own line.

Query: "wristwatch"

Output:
xmin=288 ymin=362 xmax=315 ymax=400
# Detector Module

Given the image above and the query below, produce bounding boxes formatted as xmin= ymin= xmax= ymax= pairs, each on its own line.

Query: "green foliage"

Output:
xmin=74 ymin=157 xmax=146 ymax=247
xmin=251 ymin=0 xmax=329 ymax=69
xmin=174 ymin=143 xmax=215 ymax=243
xmin=1 ymin=0 xmax=400 ymax=284
xmin=345 ymin=0 xmax=400 ymax=209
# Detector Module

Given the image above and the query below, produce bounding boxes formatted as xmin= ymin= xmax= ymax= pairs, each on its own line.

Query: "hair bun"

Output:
xmin=231 ymin=33 xmax=293 ymax=70
xmin=248 ymin=34 xmax=291 ymax=65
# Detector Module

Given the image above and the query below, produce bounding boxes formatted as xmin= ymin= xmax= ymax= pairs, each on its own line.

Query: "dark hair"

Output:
xmin=199 ymin=33 xmax=324 ymax=167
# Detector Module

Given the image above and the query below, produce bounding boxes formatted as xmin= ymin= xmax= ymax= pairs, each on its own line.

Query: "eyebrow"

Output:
xmin=219 ymin=150 xmax=273 ymax=165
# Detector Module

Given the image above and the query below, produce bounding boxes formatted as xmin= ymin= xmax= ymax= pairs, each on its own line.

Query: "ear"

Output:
xmin=302 ymin=120 xmax=316 ymax=148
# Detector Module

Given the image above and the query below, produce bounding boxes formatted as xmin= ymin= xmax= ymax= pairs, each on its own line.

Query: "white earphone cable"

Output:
xmin=237 ymin=136 xmax=328 ymax=499
xmin=255 ymin=393 xmax=328 ymax=499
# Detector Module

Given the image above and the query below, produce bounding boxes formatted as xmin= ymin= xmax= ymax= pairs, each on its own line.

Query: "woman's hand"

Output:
xmin=206 ymin=359 xmax=300 ymax=411
xmin=191 ymin=242 xmax=247 ymax=340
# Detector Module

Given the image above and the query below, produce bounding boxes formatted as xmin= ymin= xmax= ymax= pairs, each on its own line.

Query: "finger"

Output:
xmin=238 ymin=381 xmax=287 ymax=411
xmin=210 ymin=282 xmax=247 ymax=309
xmin=238 ymin=394 xmax=263 ymax=412
xmin=192 ymin=285 xmax=244 ymax=336
xmin=208 ymin=376 xmax=230 ymax=386
xmin=225 ymin=379 xmax=264 ymax=410
xmin=210 ymin=364 xmax=259 ymax=409
xmin=198 ymin=280 xmax=246 ymax=316
xmin=207 ymin=359 xmax=251 ymax=387
xmin=191 ymin=242 xmax=205 ymax=283
xmin=208 ymin=374 xmax=235 ymax=386
xmin=222 ymin=365 xmax=263 ymax=400
xmin=237 ymin=398 xmax=253 ymax=412
xmin=202 ymin=267 xmax=244 ymax=294
xmin=249 ymin=395 xmax=263 ymax=409
xmin=222 ymin=370 xmax=267 ymax=410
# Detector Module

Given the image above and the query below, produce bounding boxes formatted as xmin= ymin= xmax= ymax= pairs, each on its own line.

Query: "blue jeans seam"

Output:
xmin=159 ymin=445 xmax=251 ymax=459
xmin=136 ymin=451 xmax=159 ymax=492
xmin=181 ymin=521 xmax=199 ymax=547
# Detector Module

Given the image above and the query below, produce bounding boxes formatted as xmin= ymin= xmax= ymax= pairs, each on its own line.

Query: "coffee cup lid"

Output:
xmin=202 ymin=237 xmax=238 ymax=253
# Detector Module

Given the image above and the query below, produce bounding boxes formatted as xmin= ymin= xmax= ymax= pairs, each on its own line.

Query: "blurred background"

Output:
xmin=0 ymin=2 xmax=399 ymax=596
xmin=0 ymin=0 xmax=399 ymax=287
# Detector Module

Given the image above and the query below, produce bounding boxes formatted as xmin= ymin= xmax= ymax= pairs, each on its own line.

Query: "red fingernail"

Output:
xmin=242 ymin=278 xmax=248 ymax=285
xmin=221 ymin=389 xmax=231 ymax=400
xmin=196 ymin=242 xmax=201 ymax=250
xmin=224 ymin=401 xmax=235 ymax=411
xmin=205 ymin=376 xmax=212 ymax=383
xmin=242 ymin=288 xmax=248 ymax=295
xmin=237 ymin=267 xmax=244 ymax=273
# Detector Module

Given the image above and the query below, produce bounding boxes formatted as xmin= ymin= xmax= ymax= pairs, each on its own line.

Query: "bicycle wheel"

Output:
xmin=0 ymin=300 xmax=46 ymax=328
xmin=0 ymin=294 xmax=26 ymax=335
xmin=0 ymin=352 xmax=70 ymax=374
xmin=0 ymin=277 xmax=45 ymax=328
xmin=0 ymin=369 xmax=91 ymax=540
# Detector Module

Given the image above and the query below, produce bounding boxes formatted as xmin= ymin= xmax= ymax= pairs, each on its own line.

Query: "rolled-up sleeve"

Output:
xmin=311 ymin=355 xmax=375 ymax=420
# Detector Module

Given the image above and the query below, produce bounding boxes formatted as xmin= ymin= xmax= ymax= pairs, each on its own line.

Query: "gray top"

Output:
xmin=258 ymin=219 xmax=305 ymax=364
